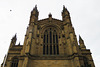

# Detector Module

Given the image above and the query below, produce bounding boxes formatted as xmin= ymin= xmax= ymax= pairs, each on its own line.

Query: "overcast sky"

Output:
xmin=0 ymin=0 xmax=100 ymax=67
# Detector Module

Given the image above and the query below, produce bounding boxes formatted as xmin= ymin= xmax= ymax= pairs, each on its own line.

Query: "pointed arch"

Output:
xmin=43 ymin=28 xmax=59 ymax=55
xmin=40 ymin=24 xmax=62 ymax=36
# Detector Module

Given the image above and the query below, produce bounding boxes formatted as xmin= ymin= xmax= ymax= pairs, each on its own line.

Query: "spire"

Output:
xmin=79 ymin=35 xmax=86 ymax=49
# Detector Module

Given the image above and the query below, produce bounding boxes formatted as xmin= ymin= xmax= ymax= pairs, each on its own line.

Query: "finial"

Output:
xmin=31 ymin=5 xmax=39 ymax=16
xmin=33 ymin=5 xmax=38 ymax=11
xmin=62 ymin=5 xmax=68 ymax=12
xmin=35 ymin=5 xmax=37 ymax=10
xmin=48 ymin=13 xmax=52 ymax=17
xmin=35 ymin=5 xmax=37 ymax=8
xmin=12 ymin=33 xmax=17 ymax=40
xmin=48 ymin=13 xmax=52 ymax=22
xmin=63 ymin=5 xmax=65 ymax=10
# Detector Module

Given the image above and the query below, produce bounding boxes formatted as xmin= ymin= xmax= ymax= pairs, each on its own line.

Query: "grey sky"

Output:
xmin=0 ymin=0 xmax=100 ymax=67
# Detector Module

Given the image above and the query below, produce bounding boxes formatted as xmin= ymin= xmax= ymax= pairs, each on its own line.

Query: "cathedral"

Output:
xmin=1 ymin=6 xmax=95 ymax=67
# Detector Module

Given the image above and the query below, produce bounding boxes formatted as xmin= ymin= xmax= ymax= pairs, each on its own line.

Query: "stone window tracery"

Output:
xmin=43 ymin=28 xmax=59 ymax=55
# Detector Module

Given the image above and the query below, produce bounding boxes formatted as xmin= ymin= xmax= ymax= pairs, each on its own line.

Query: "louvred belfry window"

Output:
xmin=43 ymin=28 xmax=59 ymax=55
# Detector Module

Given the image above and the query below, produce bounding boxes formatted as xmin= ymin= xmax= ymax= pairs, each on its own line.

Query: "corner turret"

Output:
xmin=79 ymin=35 xmax=86 ymax=49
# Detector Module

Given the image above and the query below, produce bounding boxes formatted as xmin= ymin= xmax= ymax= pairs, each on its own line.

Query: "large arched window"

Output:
xmin=43 ymin=28 xmax=59 ymax=55
xmin=11 ymin=58 xmax=19 ymax=67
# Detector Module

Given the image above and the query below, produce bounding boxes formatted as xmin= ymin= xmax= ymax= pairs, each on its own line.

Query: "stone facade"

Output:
xmin=1 ymin=6 xmax=95 ymax=67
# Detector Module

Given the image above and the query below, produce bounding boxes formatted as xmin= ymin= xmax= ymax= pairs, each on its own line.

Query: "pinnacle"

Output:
xmin=12 ymin=33 xmax=17 ymax=40
xmin=79 ymin=35 xmax=83 ymax=41
xmin=33 ymin=5 xmax=38 ymax=12
xmin=63 ymin=5 xmax=67 ymax=11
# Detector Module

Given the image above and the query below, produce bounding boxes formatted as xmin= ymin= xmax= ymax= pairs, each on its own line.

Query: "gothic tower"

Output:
xmin=1 ymin=6 xmax=95 ymax=67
